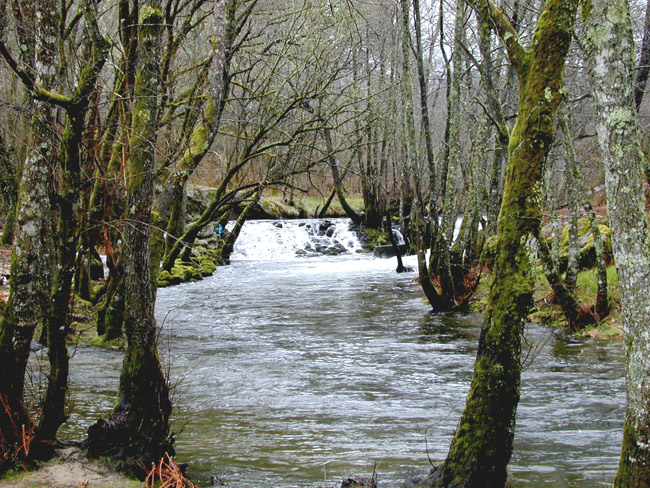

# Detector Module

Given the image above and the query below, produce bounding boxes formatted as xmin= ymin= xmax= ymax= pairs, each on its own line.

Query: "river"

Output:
xmin=59 ymin=219 xmax=625 ymax=487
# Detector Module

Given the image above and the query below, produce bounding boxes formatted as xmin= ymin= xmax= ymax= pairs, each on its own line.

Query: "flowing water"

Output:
xmin=57 ymin=218 xmax=624 ymax=487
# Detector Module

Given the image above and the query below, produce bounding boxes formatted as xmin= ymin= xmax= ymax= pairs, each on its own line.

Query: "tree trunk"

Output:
xmin=324 ymin=128 xmax=363 ymax=226
xmin=581 ymin=1 xmax=650 ymax=485
xmin=35 ymin=2 xmax=110 ymax=451
xmin=560 ymin=108 xmax=610 ymax=319
xmin=536 ymin=235 xmax=590 ymax=331
xmin=434 ymin=0 xmax=465 ymax=308
xmin=477 ymin=19 xmax=509 ymax=237
xmin=386 ymin=214 xmax=406 ymax=273
xmin=636 ymin=0 xmax=650 ymax=110
xmin=221 ymin=189 xmax=262 ymax=263
xmin=581 ymin=200 xmax=609 ymax=318
xmin=425 ymin=1 xmax=577 ymax=485
xmin=0 ymin=0 xmax=58 ymax=468
xmin=0 ymin=134 xmax=17 ymax=245
xmin=87 ymin=3 xmax=172 ymax=470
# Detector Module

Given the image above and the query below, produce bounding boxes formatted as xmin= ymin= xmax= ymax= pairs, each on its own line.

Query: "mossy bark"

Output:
xmin=0 ymin=0 xmax=59 ymax=468
xmin=35 ymin=3 xmax=110 ymax=451
xmin=425 ymin=1 xmax=577 ymax=486
xmin=87 ymin=3 xmax=172 ymax=468
xmin=581 ymin=1 xmax=650 ymax=485
xmin=97 ymin=275 xmax=124 ymax=339
xmin=152 ymin=0 xmax=237 ymax=273
xmin=0 ymin=133 xmax=17 ymax=245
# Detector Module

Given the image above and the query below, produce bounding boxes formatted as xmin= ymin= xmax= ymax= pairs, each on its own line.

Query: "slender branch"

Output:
xmin=465 ymin=0 xmax=526 ymax=73
xmin=0 ymin=40 xmax=73 ymax=108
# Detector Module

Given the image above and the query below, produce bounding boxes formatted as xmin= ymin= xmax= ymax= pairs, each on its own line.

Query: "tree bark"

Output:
xmin=87 ymin=3 xmax=172 ymax=469
xmin=386 ymin=214 xmax=406 ymax=273
xmin=425 ymin=1 xmax=578 ymax=485
xmin=581 ymin=1 xmax=650 ymax=485
xmin=636 ymin=0 xmax=650 ymax=110
xmin=0 ymin=134 xmax=17 ymax=245
xmin=0 ymin=0 xmax=58 ymax=468
xmin=35 ymin=1 xmax=110 ymax=451
xmin=325 ymin=128 xmax=363 ymax=226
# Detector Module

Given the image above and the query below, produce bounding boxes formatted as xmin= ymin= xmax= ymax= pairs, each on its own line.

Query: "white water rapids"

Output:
xmin=228 ymin=218 xmax=363 ymax=261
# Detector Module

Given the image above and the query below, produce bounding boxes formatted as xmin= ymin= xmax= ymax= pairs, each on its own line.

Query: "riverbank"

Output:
xmin=1 ymin=448 xmax=140 ymax=488
xmin=468 ymin=261 xmax=623 ymax=339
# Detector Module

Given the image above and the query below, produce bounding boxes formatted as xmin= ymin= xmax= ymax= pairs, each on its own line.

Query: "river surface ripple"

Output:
xmin=62 ymin=249 xmax=624 ymax=487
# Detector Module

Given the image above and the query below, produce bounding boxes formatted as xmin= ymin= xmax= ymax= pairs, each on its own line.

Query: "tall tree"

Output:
xmin=422 ymin=0 xmax=578 ymax=485
xmin=87 ymin=1 xmax=173 ymax=470
xmin=0 ymin=0 xmax=59 ymax=468
xmin=34 ymin=0 xmax=110 ymax=451
xmin=581 ymin=0 xmax=650 ymax=485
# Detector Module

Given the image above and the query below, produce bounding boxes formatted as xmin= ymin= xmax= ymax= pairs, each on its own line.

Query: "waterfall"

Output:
xmin=229 ymin=218 xmax=362 ymax=261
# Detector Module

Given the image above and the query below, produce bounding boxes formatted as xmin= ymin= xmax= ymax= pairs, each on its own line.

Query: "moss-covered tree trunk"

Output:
xmin=581 ymin=1 xmax=650 ymax=485
xmin=34 ymin=4 xmax=110 ymax=450
xmin=536 ymin=234 xmax=591 ymax=331
xmin=87 ymin=3 xmax=172 ymax=469
xmin=0 ymin=133 xmax=17 ymax=245
xmin=0 ymin=0 xmax=58 ymax=469
xmin=424 ymin=1 xmax=577 ymax=486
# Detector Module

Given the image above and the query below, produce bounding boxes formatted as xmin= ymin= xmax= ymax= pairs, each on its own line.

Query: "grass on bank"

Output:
xmin=469 ymin=261 xmax=622 ymax=339
xmin=263 ymin=191 xmax=364 ymax=218
xmin=531 ymin=264 xmax=621 ymax=338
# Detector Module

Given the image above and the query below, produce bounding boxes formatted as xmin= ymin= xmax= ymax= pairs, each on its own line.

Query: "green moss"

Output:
xmin=583 ymin=321 xmax=623 ymax=339
xmin=139 ymin=4 xmax=163 ymax=24
xmin=554 ymin=217 xmax=613 ymax=269
xmin=575 ymin=265 xmax=619 ymax=302
xmin=362 ymin=228 xmax=389 ymax=247
xmin=471 ymin=248 xmax=622 ymax=337
xmin=481 ymin=235 xmax=499 ymax=267
xmin=88 ymin=334 xmax=126 ymax=350
xmin=158 ymin=247 xmax=220 ymax=287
